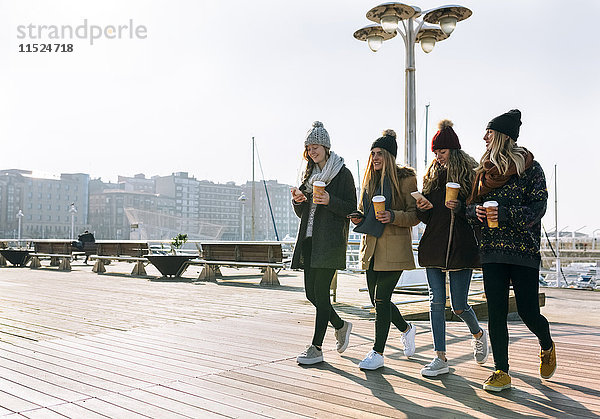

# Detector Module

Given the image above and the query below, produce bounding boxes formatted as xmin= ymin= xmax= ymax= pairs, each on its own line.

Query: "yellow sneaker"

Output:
xmin=540 ymin=342 xmax=557 ymax=379
xmin=483 ymin=370 xmax=511 ymax=392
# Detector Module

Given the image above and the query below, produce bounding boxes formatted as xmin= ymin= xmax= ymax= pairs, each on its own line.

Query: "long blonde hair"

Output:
xmin=477 ymin=130 xmax=527 ymax=176
xmin=359 ymin=148 xmax=403 ymax=210
xmin=423 ymin=149 xmax=478 ymax=200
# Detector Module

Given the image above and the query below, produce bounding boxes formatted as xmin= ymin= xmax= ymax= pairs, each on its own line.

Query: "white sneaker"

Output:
xmin=359 ymin=350 xmax=384 ymax=370
xmin=297 ymin=345 xmax=323 ymax=365
xmin=335 ymin=321 xmax=352 ymax=353
xmin=401 ymin=323 xmax=416 ymax=357
xmin=472 ymin=329 xmax=489 ymax=365
xmin=420 ymin=357 xmax=449 ymax=377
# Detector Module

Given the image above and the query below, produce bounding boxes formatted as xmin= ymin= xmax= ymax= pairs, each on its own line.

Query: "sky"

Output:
xmin=1 ymin=0 xmax=598 ymax=234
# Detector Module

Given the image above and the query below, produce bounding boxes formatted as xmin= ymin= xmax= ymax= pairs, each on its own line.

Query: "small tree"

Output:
xmin=171 ymin=233 xmax=188 ymax=254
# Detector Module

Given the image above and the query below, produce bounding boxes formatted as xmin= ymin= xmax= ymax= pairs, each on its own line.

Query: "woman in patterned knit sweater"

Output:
xmin=466 ymin=109 xmax=556 ymax=392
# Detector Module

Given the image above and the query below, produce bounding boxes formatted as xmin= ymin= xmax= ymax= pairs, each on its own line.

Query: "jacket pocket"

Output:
xmin=386 ymin=229 xmax=413 ymax=263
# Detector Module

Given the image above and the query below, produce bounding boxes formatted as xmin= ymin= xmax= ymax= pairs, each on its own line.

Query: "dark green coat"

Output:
xmin=291 ymin=165 xmax=356 ymax=270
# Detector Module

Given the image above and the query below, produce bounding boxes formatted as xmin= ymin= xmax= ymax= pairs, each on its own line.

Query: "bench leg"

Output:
xmin=92 ymin=259 xmax=106 ymax=274
xmin=58 ymin=257 xmax=72 ymax=271
xmin=29 ymin=256 xmax=42 ymax=269
xmin=0 ymin=255 xmax=6 ymax=266
xmin=50 ymin=256 xmax=60 ymax=266
xmin=198 ymin=264 xmax=219 ymax=282
xmin=260 ymin=266 xmax=280 ymax=286
xmin=131 ymin=261 xmax=147 ymax=276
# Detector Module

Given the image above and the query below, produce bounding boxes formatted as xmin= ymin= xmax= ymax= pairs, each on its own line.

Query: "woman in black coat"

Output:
xmin=415 ymin=120 xmax=488 ymax=377
xmin=290 ymin=121 xmax=357 ymax=365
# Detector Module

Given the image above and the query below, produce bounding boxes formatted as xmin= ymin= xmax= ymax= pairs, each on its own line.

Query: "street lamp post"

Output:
xmin=69 ymin=203 xmax=77 ymax=240
xmin=556 ymin=225 xmax=569 ymax=287
xmin=354 ymin=3 xmax=472 ymax=169
xmin=592 ymin=228 xmax=600 ymax=251
xmin=16 ymin=210 xmax=24 ymax=247
xmin=572 ymin=225 xmax=586 ymax=250
xmin=238 ymin=193 xmax=247 ymax=241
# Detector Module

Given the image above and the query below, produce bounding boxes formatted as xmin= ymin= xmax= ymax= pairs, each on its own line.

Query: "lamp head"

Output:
xmin=420 ymin=37 xmax=436 ymax=53
xmin=367 ymin=35 xmax=384 ymax=52
xmin=380 ymin=15 xmax=399 ymax=34
xmin=439 ymin=16 xmax=457 ymax=35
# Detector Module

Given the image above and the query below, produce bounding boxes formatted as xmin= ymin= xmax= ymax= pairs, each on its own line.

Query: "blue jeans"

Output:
xmin=426 ymin=268 xmax=481 ymax=352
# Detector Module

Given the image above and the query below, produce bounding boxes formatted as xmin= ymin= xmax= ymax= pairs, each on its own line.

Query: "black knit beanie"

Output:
xmin=486 ymin=109 xmax=522 ymax=140
xmin=371 ymin=129 xmax=397 ymax=157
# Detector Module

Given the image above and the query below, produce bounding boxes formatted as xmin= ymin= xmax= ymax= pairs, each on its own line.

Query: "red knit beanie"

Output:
xmin=431 ymin=119 xmax=461 ymax=151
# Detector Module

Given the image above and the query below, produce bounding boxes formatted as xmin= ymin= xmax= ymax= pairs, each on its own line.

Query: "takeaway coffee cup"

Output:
xmin=372 ymin=195 xmax=386 ymax=215
xmin=483 ymin=200 xmax=499 ymax=228
xmin=313 ymin=181 xmax=326 ymax=203
xmin=445 ymin=182 xmax=460 ymax=204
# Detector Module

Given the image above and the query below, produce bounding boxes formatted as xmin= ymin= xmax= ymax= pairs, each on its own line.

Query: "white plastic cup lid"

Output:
xmin=372 ymin=195 xmax=386 ymax=202
xmin=446 ymin=182 xmax=460 ymax=189
xmin=313 ymin=181 xmax=326 ymax=187
xmin=483 ymin=201 xmax=498 ymax=207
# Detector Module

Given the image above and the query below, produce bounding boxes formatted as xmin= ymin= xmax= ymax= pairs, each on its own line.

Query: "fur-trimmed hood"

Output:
xmin=397 ymin=166 xmax=416 ymax=179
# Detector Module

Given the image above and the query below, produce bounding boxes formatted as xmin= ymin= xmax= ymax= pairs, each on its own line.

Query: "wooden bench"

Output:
xmin=89 ymin=241 xmax=149 ymax=276
xmin=72 ymin=241 xmax=98 ymax=262
xmin=192 ymin=242 xmax=284 ymax=285
xmin=30 ymin=241 xmax=74 ymax=271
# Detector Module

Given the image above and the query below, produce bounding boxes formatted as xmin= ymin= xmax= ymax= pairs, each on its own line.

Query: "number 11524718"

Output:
xmin=18 ymin=44 xmax=74 ymax=53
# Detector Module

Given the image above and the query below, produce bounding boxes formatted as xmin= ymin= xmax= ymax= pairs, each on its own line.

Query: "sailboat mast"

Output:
xmin=252 ymin=136 xmax=255 ymax=241
xmin=555 ymin=164 xmax=560 ymax=287
xmin=424 ymin=103 xmax=430 ymax=169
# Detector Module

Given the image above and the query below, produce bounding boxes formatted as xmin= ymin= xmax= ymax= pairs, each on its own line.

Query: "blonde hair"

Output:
xmin=423 ymin=149 xmax=478 ymax=200
xmin=359 ymin=148 xmax=403 ymax=210
xmin=301 ymin=146 xmax=330 ymax=186
xmin=477 ymin=130 xmax=527 ymax=176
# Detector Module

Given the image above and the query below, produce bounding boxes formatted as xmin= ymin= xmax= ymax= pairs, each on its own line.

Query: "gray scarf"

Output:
xmin=303 ymin=151 xmax=345 ymax=193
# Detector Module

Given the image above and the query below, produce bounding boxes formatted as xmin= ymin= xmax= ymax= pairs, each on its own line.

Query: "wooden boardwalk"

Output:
xmin=0 ymin=263 xmax=599 ymax=418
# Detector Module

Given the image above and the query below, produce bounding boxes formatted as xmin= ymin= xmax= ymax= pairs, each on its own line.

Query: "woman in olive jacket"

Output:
xmin=351 ymin=129 xmax=420 ymax=370
xmin=415 ymin=120 xmax=488 ymax=377
xmin=291 ymin=121 xmax=357 ymax=365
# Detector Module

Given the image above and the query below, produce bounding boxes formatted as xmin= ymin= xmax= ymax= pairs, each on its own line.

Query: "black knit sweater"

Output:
xmin=466 ymin=161 xmax=547 ymax=269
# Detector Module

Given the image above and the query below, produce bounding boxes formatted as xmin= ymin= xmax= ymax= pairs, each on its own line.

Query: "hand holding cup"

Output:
xmin=483 ymin=201 xmax=499 ymax=228
xmin=312 ymin=181 xmax=327 ymax=204
xmin=445 ymin=182 xmax=460 ymax=204
xmin=445 ymin=199 xmax=459 ymax=210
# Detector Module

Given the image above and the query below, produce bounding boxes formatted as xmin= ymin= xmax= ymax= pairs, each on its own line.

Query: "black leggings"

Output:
xmin=366 ymin=268 xmax=409 ymax=353
xmin=302 ymin=238 xmax=344 ymax=347
xmin=483 ymin=263 xmax=553 ymax=373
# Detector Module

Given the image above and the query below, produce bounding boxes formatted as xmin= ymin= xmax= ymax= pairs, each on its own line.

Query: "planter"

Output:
xmin=146 ymin=255 xmax=195 ymax=277
xmin=0 ymin=249 xmax=32 ymax=267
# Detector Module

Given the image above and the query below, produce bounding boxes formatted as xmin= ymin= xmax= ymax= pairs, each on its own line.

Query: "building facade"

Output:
xmin=0 ymin=169 xmax=89 ymax=239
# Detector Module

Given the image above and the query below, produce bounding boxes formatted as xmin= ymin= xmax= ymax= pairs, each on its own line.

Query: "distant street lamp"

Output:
xmin=354 ymin=3 xmax=472 ymax=169
xmin=238 ymin=193 xmax=247 ymax=241
xmin=572 ymin=225 xmax=586 ymax=249
xmin=69 ymin=203 xmax=77 ymax=240
xmin=593 ymin=228 xmax=600 ymax=251
xmin=16 ymin=210 xmax=24 ymax=245
xmin=556 ymin=225 xmax=569 ymax=288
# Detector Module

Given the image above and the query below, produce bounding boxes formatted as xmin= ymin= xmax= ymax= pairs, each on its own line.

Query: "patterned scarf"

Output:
xmin=467 ymin=149 xmax=534 ymax=205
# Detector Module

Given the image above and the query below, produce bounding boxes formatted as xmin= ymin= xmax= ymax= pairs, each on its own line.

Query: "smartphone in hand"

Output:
xmin=347 ymin=211 xmax=365 ymax=219
xmin=410 ymin=191 xmax=426 ymax=201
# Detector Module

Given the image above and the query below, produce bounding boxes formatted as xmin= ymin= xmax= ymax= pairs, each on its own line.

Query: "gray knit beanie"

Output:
xmin=304 ymin=121 xmax=331 ymax=148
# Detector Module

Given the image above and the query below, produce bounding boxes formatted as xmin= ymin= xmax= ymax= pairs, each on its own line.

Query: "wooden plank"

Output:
xmin=0 ymin=389 xmax=42 ymax=412
xmin=46 ymin=402 xmax=110 ymax=419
